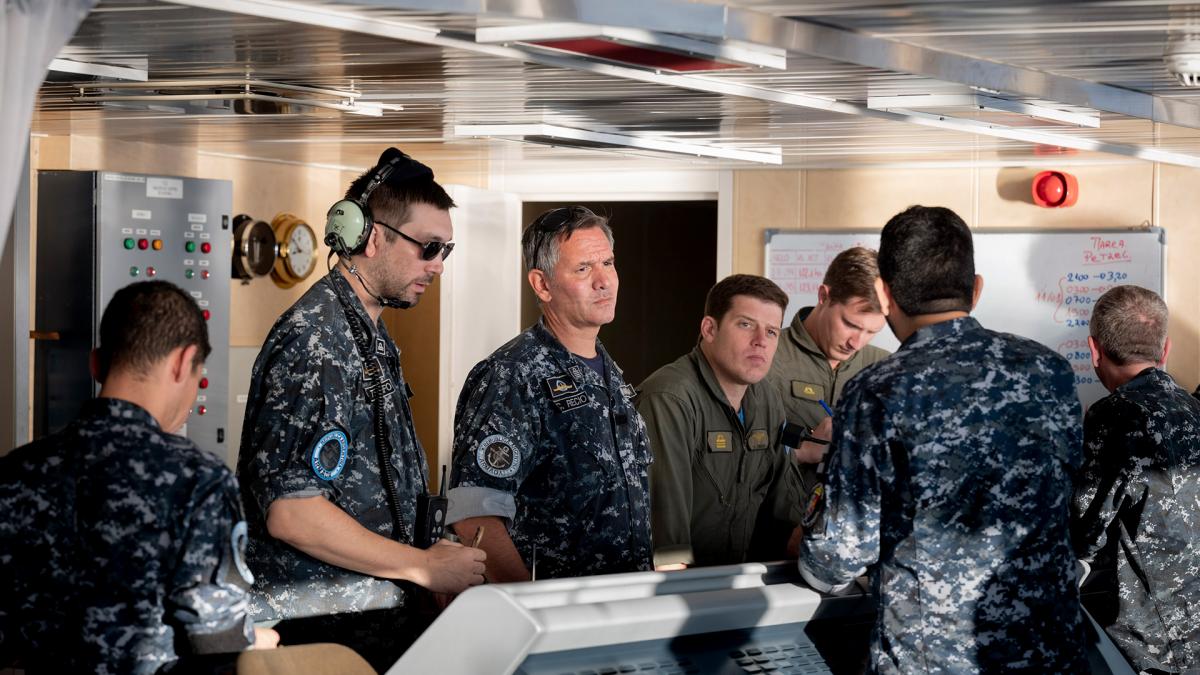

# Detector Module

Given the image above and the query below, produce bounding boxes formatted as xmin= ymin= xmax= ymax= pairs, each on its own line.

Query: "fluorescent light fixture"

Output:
xmin=475 ymin=22 xmax=786 ymax=72
xmin=73 ymin=79 xmax=400 ymax=117
xmin=454 ymin=123 xmax=783 ymax=164
xmin=49 ymin=58 xmax=148 ymax=82
xmin=867 ymin=93 xmax=1100 ymax=128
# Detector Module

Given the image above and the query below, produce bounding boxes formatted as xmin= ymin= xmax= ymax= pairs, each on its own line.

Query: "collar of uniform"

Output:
xmin=83 ymin=397 xmax=160 ymax=430
xmin=326 ymin=268 xmax=381 ymax=341
xmin=1116 ymin=365 xmax=1171 ymax=395
xmin=532 ymin=318 xmax=623 ymax=388
xmin=688 ymin=344 xmax=734 ymax=411
xmin=903 ymin=315 xmax=982 ymax=351
xmin=786 ymin=307 xmax=825 ymax=358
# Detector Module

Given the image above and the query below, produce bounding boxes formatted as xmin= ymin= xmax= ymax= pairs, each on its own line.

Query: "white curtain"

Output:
xmin=0 ymin=0 xmax=96 ymax=245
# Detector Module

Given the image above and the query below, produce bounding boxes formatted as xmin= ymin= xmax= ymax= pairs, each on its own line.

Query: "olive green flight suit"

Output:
xmin=637 ymin=346 xmax=793 ymax=567
xmin=765 ymin=306 xmax=890 ymax=517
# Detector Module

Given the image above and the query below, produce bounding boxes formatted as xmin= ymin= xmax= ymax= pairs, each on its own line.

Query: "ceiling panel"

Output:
xmin=32 ymin=0 xmax=1200 ymax=172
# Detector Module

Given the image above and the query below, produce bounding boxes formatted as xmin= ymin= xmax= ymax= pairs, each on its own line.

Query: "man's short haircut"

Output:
xmin=878 ymin=205 xmax=975 ymax=316
xmin=823 ymin=246 xmax=883 ymax=312
xmin=705 ymin=274 xmax=789 ymax=324
xmin=1090 ymin=285 xmax=1168 ymax=365
xmin=345 ymin=159 xmax=456 ymax=244
xmin=521 ymin=206 xmax=615 ymax=275
xmin=96 ymin=281 xmax=211 ymax=382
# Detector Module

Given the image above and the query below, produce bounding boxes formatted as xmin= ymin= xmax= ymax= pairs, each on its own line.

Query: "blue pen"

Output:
xmin=818 ymin=399 xmax=834 ymax=417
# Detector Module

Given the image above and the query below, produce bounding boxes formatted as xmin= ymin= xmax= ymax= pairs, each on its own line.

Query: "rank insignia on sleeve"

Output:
xmin=544 ymin=374 xmax=579 ymax=400
xmin=476 ymin=434 xmax=521 ymax=478
xmin=707 ymin=431 xmax=732 ymax=452
xmin=310 ymin=428 xmax=349 ymax=481
xmin=747 ymin=429 xmax=769 ymax=450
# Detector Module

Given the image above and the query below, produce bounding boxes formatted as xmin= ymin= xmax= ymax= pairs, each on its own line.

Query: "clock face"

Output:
xmin=286 ymin=223 xmax=316 ymax=278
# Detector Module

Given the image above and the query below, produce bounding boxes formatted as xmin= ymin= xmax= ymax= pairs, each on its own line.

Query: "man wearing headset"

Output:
xmin=238 ymin=148 xmax=485 ymax=669
xmin=446 ymin=206 xmax=654 ymax=582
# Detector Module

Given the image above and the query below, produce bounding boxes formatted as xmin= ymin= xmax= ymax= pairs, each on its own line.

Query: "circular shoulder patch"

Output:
xmin=476 ymin=434 xmax=521 ymax=479
xmin=311 ymin=429 xmax=349 ymax=481
xmin=231 ymin=520 xmax=254 ymax=584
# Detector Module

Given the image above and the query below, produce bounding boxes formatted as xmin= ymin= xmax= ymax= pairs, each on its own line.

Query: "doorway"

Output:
xmin=520 ymin=201 xmax=717 ymax=387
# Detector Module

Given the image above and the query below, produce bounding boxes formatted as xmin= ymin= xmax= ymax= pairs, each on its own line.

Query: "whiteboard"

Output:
xmin=765 ymin=228 xmax=1167 ymax=407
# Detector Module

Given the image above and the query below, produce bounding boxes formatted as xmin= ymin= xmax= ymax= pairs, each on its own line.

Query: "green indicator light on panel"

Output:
xmin=185 ymin=269 xmax=195 ymax=279
xmin=185 ymin=241 xmax=196 ymax=253
xmin=123 ymin=238 xmax=135 ymax=250
xmin=129 ymin=266 xmax=140 ymax=277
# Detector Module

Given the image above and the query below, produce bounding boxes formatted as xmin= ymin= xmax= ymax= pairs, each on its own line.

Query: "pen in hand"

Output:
xmin=470 ymin=525 xmax=485 ymax=549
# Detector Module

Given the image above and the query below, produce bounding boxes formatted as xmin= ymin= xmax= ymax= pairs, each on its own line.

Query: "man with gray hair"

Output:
xmin=1072 ymin=284 xmax=1200 ymax=673
xmin=447 ymin=206 xmax=653 ymax=582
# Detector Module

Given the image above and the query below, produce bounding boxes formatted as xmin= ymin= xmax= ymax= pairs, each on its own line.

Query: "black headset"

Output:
xmin=324 ymin=148 xmax=433 ymax=256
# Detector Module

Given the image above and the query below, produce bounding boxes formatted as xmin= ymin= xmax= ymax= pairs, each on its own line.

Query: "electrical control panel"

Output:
xmin=35 ymin=171 xmax=232 ymax=458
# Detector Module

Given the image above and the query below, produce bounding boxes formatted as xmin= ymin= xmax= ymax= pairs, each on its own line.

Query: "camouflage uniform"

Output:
xmin=448 ymin=320 xmax=653 ymax=579
xmin=798 ymin=317 xmax=1087 ymax=673
xmin=238 ymin=270 xmax=427 ymax=619
xmin=638 ymin=346 xmax=793 ymax=567
xmin=764 ymin=306 xmax=889 ymax=517
xmin=0 ymin=398 xmax=254 ymax=675
xmin=1071 ymin=367 xmax=1200 ymax=672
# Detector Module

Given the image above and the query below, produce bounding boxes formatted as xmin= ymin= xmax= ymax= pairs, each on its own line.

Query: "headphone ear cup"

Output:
xmin=325 ymin=199 xmax=371 ymax=254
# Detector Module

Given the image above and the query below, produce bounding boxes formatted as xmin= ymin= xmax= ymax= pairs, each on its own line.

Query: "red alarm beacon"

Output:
xmin=1032 ymin=170 xmax=1079 ymax=208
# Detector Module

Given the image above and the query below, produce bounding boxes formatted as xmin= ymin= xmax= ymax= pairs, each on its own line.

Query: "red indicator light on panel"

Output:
xmin=197 ymin=405 xmax=207 ymax=416
xmin=200 ymin=270 xmax=210 ymax=280
xmin=199 ymin=377 xmax=208 ymax=389
xmin=146 ymin=266 xmax=157 ymax=277
xmin=202 ymin=309 xmax=211 ymax=321
xmin=200 ymin=242 xmax=212 ymax=254
xmin=137 ymin=238 xmax=149 ymax=250
xmin=1032 ymin=171 xmax=1079 ymax=208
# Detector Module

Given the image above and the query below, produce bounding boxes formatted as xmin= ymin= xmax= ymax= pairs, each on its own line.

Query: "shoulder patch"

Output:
xmin=310 ymin=429 xmax=349 ymax=481
xmin=791 ymin=381 xmax=825 ymax=401
xmin=231 ymin=520 xmax=254 ymax=585
xmin=476 ymin=434 xmax=521 ymax=479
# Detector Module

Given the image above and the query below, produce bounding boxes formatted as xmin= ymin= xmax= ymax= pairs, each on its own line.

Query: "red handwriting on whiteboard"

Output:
xmin=1082 ymin=237 xmax=1131 ymax=265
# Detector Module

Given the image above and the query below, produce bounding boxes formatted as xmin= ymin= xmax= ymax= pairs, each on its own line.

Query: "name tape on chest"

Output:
xmin=311 ymin=428 xmax=350 ymax=481
xmin=476 ymin=434 xmax=521 ymax=478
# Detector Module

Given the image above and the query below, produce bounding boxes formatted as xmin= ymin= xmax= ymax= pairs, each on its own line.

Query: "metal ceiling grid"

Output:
xmin=31 ymin=0 xmax=1200 ymax=171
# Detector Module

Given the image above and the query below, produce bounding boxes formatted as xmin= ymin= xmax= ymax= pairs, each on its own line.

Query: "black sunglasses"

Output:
xmin=376 ymin=221 xmax=454 ymax=261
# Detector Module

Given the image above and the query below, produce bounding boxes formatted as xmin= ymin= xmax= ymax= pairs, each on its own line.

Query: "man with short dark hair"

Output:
xmin=1072 ymin=285 xmax=1200 ymax=672
xmin=447 ymin=206 xmax=653 ymax=582
xmin=239 ymin=148 xmax=484 ymax=669
xmin=638 ymin=274 xmax=796 ymax=568
xmin=765 ymin=247 xmax=889 ymax=505
xmin=0 ymin=281 xmax=277 ymax=674
xmin=798 ymin=206 xmax=1086 ymax=672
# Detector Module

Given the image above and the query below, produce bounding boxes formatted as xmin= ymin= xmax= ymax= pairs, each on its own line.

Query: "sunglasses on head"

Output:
xmin=376 ymin=221 xmax=454 ymax=261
